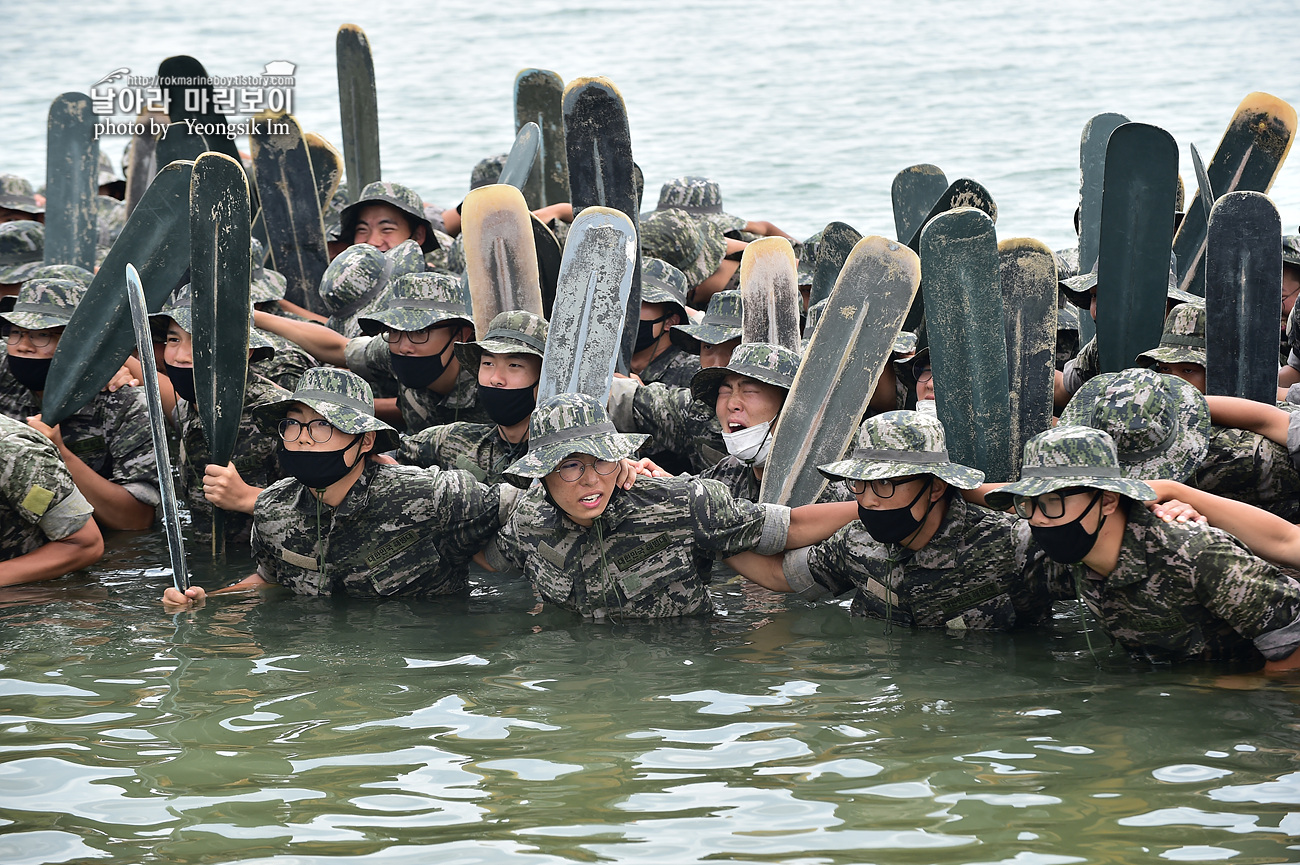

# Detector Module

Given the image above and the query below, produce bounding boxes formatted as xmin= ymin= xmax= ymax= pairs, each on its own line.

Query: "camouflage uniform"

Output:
xmin=0 ymin=413 xmax=94 ymax=560
xmin=636 ymin=258 xmax=698 ymax=389
xmin=784 ymin=411 xmax=1055 ymax=629
xmin=1060 ymin=335 xmax=1099 ymax=397
xmin=0 ymin=220 xmax=45 ymax=286
xmin=700 ymin=454 xmax=852 ymax=504
xmin=670 ymin=290 xmax=742 ymax=355
xmin=655 ymin=175 xmax=748 ymax=237
xmin=249 ymin=368 xmax=513 ymax=596
xmin=484 ymin=393 xmax=791 ymax=619
xmin=350 ymin=272 xmax=490 ymax=432
xmin=339 ymin=181 xmax=439 ymax=253
xmin=639 ymin=208 xmax=726 ymax=298
xmin=607 ymin=378 xmax=726 ymax=475
xmin=988 ymin=425 xmax=1300 ymax=665
xmin=252 ymin=330 xmax=316 ymax=392
xmin=0 ymin=279 xmax=159 ymax=508
xmin=0 ymin=175 xmax=44 ymax=218
xmin=319 ymin=240 xmax=425 ymax=337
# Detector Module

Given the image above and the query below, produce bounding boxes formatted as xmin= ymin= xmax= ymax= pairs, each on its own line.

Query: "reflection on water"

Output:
xmin=2 ymin=532 xmax=1300 ymax=864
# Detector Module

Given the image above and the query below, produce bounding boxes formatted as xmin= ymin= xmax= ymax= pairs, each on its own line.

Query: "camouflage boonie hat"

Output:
xmin=255 ymin=367 xmax=399 ymax=454
xmin=690 ymin=341 xmax=800 ymax=405
xmin=504 ymin=392 xmax=648 ymax=482
xmin=1135 ymin=300 xmax=1205 ymax=368
xmin=1059 ymin=369 xmax=1209 ymax=482
xmin=1053 ymin=247 xmax=1079 ymax=282
xmin=0 ymin=175 xmax=43 ymax=215
xmin=639 ymin=207 xmax=726 ymax=289
xmin=640 ymin=257 xmax=689 ymax=315
xmin=1283 ymin=235 xmax=1300 ymax=267
xmin=470 ymin=154 xmax=508 ymax=190
xmin=671 ymin=289 xmax=742 ymax=354
xmin=0 ymin=278 xmax=85 ymax=330
xmin=892 ymin=346 xmax=930 ymax=387
xmin=797 ymin=229 xmax=823 ymax=287
xmin=96 ymin=151 xmax=119 ymax=188
xmin=1057 ymin=302 xmax=1080 ymax=334
xmin=149 ymin=286 xmax=276 ymax=362
xmin=818 ymin=410 xmax=985 ymax=489
xmin=892 ymin=331 xmax=918 ymax=357
xmin=21 ymin=264 xmax=93 ymax=289
xmin=323 ymin=185 xmax=349 ymax=242
xmin=454 ymin=309 xmax=549 ymax=370
xmin=1060 ymin=266 xmax=1097 ymax=309
xmin=356 ymin=271 xmax=471 ymax=336
xmin=339 ymin=181 xmax=439 ymax=253
xmin=248 ymin=239 xmax=287 ymax=304
xmin=318 ymin=243 xmax=386 ymax=314
xmin=985 ymin=425 xmax=1157 ymax=509
xmin=655 ymin=176 xmax=746 ymax=234
xmin=0 ymin=221 xmax=44 ymax=282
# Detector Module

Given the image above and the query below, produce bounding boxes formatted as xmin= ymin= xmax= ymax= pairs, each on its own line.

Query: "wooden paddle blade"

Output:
xmin=157 ymin=55 xmax=241 ymax=163
xmin=156 ymin=121 xmax=209 ymax=171
xmin=45 ymin=92 xmax=98 ymax=270
xmin=1206 ymin=191 xmax=1282 ymax=403
xmin=921 ymin=207 xmax=1014 ymax=481
xmin=191 ymin=152 xmax=252 ymax=467
xmin=998 ymin=237 xmax=1057 ymax=478
xmin=891 ymin=164 xmax=947 ymax=244
xmin=538 ymin=207 xmax=636 ymax=403
xmin=760 ymin=236 xmax=921 ymax=507
xmin=1190 ymin=142 xmax=1214 ymax=222
xmin=1097 ymin=122 xmax=1179 ymax=374
xmin=124 ymin=110 xmax=167 ymax=217
xmin=251 ymin=111 xmax=329 ymax=314
xmin=514 ymin=68 xmax=567 ymax=210
xmin=304 ymin=132 xmax=343 ymax=214
xmin=1078 ymin=112 xmax=1130 ymax=352
xmin=902 ymin=178 xmax=997 ymax=333
xmin=43 ymin=161 xmax=194 ymax=427
xmin=810 ymin=222 xmax=863 ymax=308
xmin=740 ymin=236 xmax=801 ymax=352
xmin=499 ymin=122 xmax=541 ymax=191
xmin=532 ymin=214 xmax=563 ymax=318
xmin=462 ymin=184 xmax=543 ymax=338
xmin=1173 ymin=92 xmax=1296 ymax=296
xmin=125 ymin=262 xmax=189 ymax=590
xmin=336 ymin=24 xmax=382 ymax=198
xmin=563 ymin=77 xmax=640 ymax=371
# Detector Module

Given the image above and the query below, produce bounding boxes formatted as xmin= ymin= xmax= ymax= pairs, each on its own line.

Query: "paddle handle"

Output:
xmin=125 ymin=264 xmax=189 ymax=591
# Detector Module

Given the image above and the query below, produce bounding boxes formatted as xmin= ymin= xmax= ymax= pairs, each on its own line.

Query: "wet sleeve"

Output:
xmin=689 ymin=477 xmax=789 ymax=556
xmin=424 ymin=466 xmax=504 ymax=561
xmin=482 ymin=494 xmax=530 ymax=574
xmin=1194 ymin=535 xmax=1300 ymax=661
xmin=1 ymin=427 xmax=94 ymax=541
xmin=105 ymin=388 xmax=161 ymax=507
xmin=784 ymin=525 xmax=860 ymax=601
xmin=399 ymin=425 xmax=447 ymax=468
xmin=344 ymin=335 xmax=393 ymax=384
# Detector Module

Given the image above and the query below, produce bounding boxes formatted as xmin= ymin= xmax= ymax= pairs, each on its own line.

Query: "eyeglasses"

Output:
xmin=381 ymin=326 xmax=438 ymax=345
xmin=914 ymin=365 xmax=933 ymax=384
xmin=554 ymin=457 xmax=619 ymax=483
xmin=1011 ymin=488 xmax=1096 ymax=520
xmin=842 ymin=475 xmax=921 ymax=498
xmin=278 ymin=418 xmax=337 ymax=443
xmin=2 ymin=324 xmax=60 ymax=347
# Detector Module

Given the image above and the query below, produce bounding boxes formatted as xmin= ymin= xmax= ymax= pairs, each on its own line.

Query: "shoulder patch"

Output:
xmin=21 ymin=485 xmax=55 ymax=517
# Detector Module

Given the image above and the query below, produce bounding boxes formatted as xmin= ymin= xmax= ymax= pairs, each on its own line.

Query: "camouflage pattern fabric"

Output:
xmin=323 ymin=240 xmax=425 ymax=337
xmin=0 ymin=345 xmax=159 ymax=507
xmin=176 ymin=370 xmax=290 ymax=546
xmin=607 ymin=377 xmax=726 ymax=475
xmin=22 ymin=264 xmax=93 ymax=289
xmin=818 ymin=410 xmax=985 ymax=489
xmin=654 ymin=175 xmax=746 ymax=234
xmin=691 ymin=342 xmax=800 ymax=405
xmin=356 ymin=271 xmax=470 ymax=336
xmin=671 ymin=289 xmax=742 ymax=355
xmin=639 ymin=208 xmax=726 ymax=289
xmin=701 ymin=453 xmax=852 ymax=504
xmin=323 ymin=185 xmax=348 ymax=242
xmin=339 ymin=181 xmax=438 ymax=252
xmin=505 ymin=392 xmax=648 ymax=481
xmin=784 ymin=496 xmax=1060 ymax=630
xmin=252 ymin=329 xmax=318 ymax=392
xmin=151 ymin=286 xmax=275 ymax=360
xmin=0 ymin=413 xmax=93 ymax=558
xmin=94 ymin=195 xmax=126 ymax=248
xmin=400 ymin=421 xmax=528 ymax=486
xmin=1193 ymin=424 xmax=1300 ymax=521
xmin=986 ymin=425 xmax=1156 ymax=510
xmin=345 ymin=334 xmax=490 ymax=432
xmin=0 ymin=221 xmax=44 ymax=283
xmin=470 ymin=155 xmax=507 ymax=190
xmin=485 ymin=475 xmax=791 ymax=619
xmin=252 ymin=462 xmax=509 ymax=597
xmin=641 ymin=257 xmax=690 ymax=314
xmin=255 ymin=367 xmax=398 ymax=451
xmin=453 ymin=309 xmax=548 ymax=372
xmin=1065 ymin=505 xmax=1300 ymax=665
xmin=640 ymin=343 xmax=699 ymax=390
xmin=1060 ymin=334 xmax=1100 ymax=397
xmin=1283 ymin=235 xmax=1300 ymax=267
xmin=1058 ymin=369 xmax=1209 ymax=482
xmin=0 ymin=278 xmax=84 ymax=329
xmin=1056 ymin=303 xmax=1080 ymax=370
xmin=0 ymin=175 xmax=43 ymax=215
xmin=1136 ymin=301 xmax=1206 ymax=368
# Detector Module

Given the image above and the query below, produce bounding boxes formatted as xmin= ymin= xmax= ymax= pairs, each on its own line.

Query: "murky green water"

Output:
xmin=3 ymin=530 xmax=1300 ymax=864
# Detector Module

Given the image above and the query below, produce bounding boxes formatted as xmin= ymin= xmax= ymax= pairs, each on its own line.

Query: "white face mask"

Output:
xmin=722 ymin=419 xmax=774 ymax=467
xmin=916 ymin=399 xmax=938 ymax=417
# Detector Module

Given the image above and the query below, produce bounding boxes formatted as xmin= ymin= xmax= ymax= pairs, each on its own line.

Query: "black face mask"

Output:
xmin=1030 ymin=490 xmax=1106 ymax=564
xmin=277 ymin=436 xmax=364 ymax=490
xmin=7 ymin=354 xmax=51 ymax=391
xmin=389 ymin=333 xmax=455 ymax=390
xmin=856 ymin=478 xmax=935 ymax=545
xmin=634 ymin=314 xmax=669 ymax=354
xmin=478 ymin=383 xmax=536 ymax=427
xmin=166 ymin=363 xmax=196 ymax=404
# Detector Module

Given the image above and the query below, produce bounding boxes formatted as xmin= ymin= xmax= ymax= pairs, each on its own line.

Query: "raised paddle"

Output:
xmin=126 ymin=263 xmax=188 ymax=592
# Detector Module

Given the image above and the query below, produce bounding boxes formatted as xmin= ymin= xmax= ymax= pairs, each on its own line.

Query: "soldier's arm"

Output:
xmin=161 ymin=573 xmax=272 ymax=610
xmin=0 ymin=519 xmax=103 ymax=587
xmin=1204 ymin=395 xmax=1290 ymax=445
xmin=1279 ymin=364 xmax=1300 ymax=388
xmin=57 ymin=440 xmax=155 ymax=529
xmin=786 ymin=501 xmax=858 ymax=549
xmin=1148 ymin=480 xmax=1300 ymax=568
xmin=253 ymin=310 xmax=348 ymax=366
xmin=743 ymin=220 xmax=796 ymax=241
xmin=724 ymin=551 xmax=792 ymax=592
